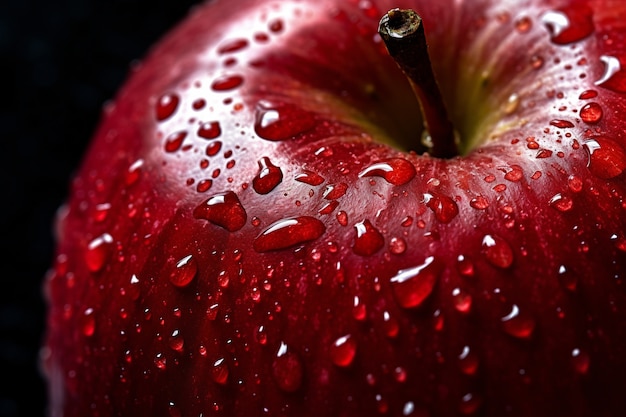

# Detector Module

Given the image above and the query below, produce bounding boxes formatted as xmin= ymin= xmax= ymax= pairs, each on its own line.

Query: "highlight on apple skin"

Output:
xmin=42 ymin=0 xmax=626 ymax=415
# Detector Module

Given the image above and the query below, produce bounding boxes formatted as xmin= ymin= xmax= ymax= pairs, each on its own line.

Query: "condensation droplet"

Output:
xmin=169 ymin=329 xmax=184 ymax=352
xmin=583 ymin=137 xmax=626 ymax=179
xmin=579 ymin=89 xmax=598 ymax=99
xmin=253 ymin=216 xmax=326 ymax=252
xmin=358 ymin=158 xmax=416 ymax=185
xmin=156 ymin=93 xmax=180 ymax=121
xmin=168 ymin=255 xmax=197 ymax=288
xmin=126 ymin=159 xmax=144 ymax=186
xmin=458 ymin=345 xmax=479 ymax=375
xmin=501 ymin=304 xmax=535 ymax=338
xmin=217 ymin=38 xmax=249 ymax=54
xmin=595 ymin=55 xmax=626 ymax=93
xmin=211 ymin=358 xmax=229 ymax=385
xmin=330 ymin=334 xmax=357 ymax=367
xmin=457 ymin=254 xmax=475 ymax=277
xmin=482 ymin=234 xmax=514 ymax=269
xmin=198 ymin=121 xmax=222 ymax=140
xmin=541 ymin=8 xmax=594 ymax=45
xmin=81 ymin=307 xmax=96 ymax=336
xmin=254 ymin=101 xmax=316 ymax=141
xmin=352 ymin=296 xmax=367 ymax=321
xmin=424 ymin=193 xmax=459 ymax=223
xmin=452 ymin=288 xmax=472 ymax=313
xmin=390 ymin=256 xmax=442 ymax=309
xmin=295 ymin=169 xmax=325 ymax=186
xmin=85 ymin=233 xmax=114 ymax=273
xmin=352 ymin=220 xmax=384 ymax=256
xmin=550 ymin=119 xmax=574 ymax=128
xmin=272 ymin=342 xmax=303 ymax=392
xmin=469 ymin=195 xmax=489 ymax=210
xmin=389 ymin=237 xmax=407 ymax=255
xmin=323 ymin=183 xmax=348 ymax=200
xmin=579 ymin=102 xmax=603 ymax=124
xmin=211 ymin=74 xmax=244 ymax=91
xmin=253 ymin=157 xmax=283 ymax=194
xmin=571 ymin=348 xmax=590 ymax=374
xmin=193 ymin=191 xmax=247 ymax=232
xmin=164 ymin=131 xmax=187 ymax=152
xmin=549 ymin=193 xmax=574 ymax=212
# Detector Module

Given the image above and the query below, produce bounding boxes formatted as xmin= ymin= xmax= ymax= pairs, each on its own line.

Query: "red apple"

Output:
xmin=42 ymin=0 xmax=626 ymax=415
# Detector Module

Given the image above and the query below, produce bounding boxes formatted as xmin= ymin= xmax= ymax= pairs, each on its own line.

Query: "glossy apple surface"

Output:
xmin=42 ymin=0 xmax=626 ymax=415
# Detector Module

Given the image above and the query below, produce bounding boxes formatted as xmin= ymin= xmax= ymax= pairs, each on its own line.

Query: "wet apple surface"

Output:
xmin=43 ymin=0 xmax=626 ymax=415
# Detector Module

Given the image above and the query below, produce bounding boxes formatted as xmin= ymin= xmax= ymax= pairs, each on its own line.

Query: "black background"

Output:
xmin=1 ymin=1 xmax=201 ymax=415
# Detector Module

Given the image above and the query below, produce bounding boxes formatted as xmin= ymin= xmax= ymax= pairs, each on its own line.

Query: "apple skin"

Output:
xmin=42 ymin=0 xmax=626 ymax=416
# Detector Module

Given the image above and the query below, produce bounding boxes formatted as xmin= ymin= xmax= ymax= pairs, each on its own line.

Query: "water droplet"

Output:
xmin=579 ymin=102 xmax=603 ymax=124
xmin=206 ymin=141 xmax=222 ymax=156
xmin=358 ymin=158 xmax=416 ymax=185
xmin=193 ymin=191 xmax=247 ymax=232
xmin=503 ymin=165 xmax=524 ymax=182
xmin=197 ymin=121 xmax=222 ymax=140
xmin=196 ymin=179 xmax=213 ymax=193
xmin=330 ymin=334 xmax=357 ymax=367
xmin=156 ymin=93 xmax=180 ymax=121
xmin=535 ymin=149 xmax=553 ymax=159
xmin=168 ymin=255 xmax=197 ymax=288
xmin=81 ymin=307 xmax=96 ymax=336
xmin=85 ymin=233 xmax=113 ymax=273
xmin=424 ymin=193 xmax=459 ymax=223
xmin=549 ymin=193 xmax=574 ymax=212
xmin=583 ymin=137 xmax=626 ymax=179
xmin=126 ymin=159 xmax=144 ymax=186
xmin=390 ymin=256 xmax=442 ymax=309
xmin=254 ymin=101 xmax=316 ymax=141
xmin=211 ymin=358 xmax=229 ymax=385
xmin=481 ymin=234 xmax=514 ymax=269
xmin=458 ymin=392 xmax=482 ymax=415
xmin=469 ymin=195 xmax=489 ymax=210
xmin=504 ymin=93 xmax=520 ymax=114
xmin=352 ymin=220 xmax=384 ymax=256
xmin=154 ymin=353 xmax=167 ymax=370
xmin=389 ymin=237 xmax=407 ymax=255
xmin=550 ymin=119 xmax=575 ymax=128
xmin=217 ymin=38 xmax=249 ymax=54
xmin=253 ymin=157 xmax=283 ymax=194
xmin=452 ymin=288 xmax=472 ymax=313
xmin=253 ymin=216 xmax=326 ymax=252
xmin=192 ymin=98 xmax=206 ymax=110
xmin=457 ymin=254 xmax=475 ymax=277
xmin=169 ymin=329 xmax=184 ymax=352
xmin=352 ymin=296 xmax=367 ymax=321
xmin=458 ymin=345 xmax=479 ymax=375
xmin=164 ymin=131 xmax=187 ymax=152
xmin=579 ymin=89 xmax=597 ymax=99
xmin=323 ymin=183 xmax=348 ymax=200
xmin=295 ymin=169 xmax=325 ymax=186
xmin=272 ymin=342 xmax=303 ymax=392
xmin=568 ymin=175 xmax=583 ymax=192
xmin=211 ymin=74 xmax=244 ymax=91
xmin=571 ymin=348 xmax=590 ymax=374
xmin=501 ymin=304 xmax=535 ymax=338
xmin=515 ymin=16 xmax=532 ymax=33
xmin=595 ymin=55 xmax=626 ymax=93
xmin=541 ymin=8 xmax=594 ymax=45
xmin=336 ymin=210 xmax=349 ymax=226
xmin=382 ymin=311 xmax=400 ymax=338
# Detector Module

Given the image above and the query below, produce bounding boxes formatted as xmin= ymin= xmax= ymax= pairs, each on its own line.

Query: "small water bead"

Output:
xmin=196 ymin=179 xmax=213 ymax=193
xmin=469 ymin=195 xmax=489 ymax=210
xmin=424 ymin=193 xmax=459 ymax=223
xmin=549 ymin=193 xmax=574 ymax=212
xmin=193 ymin=191 xmax=247 ymax=232
xmin=211 ymin=358 xmax=229 ymax=385
xmin=458 ymin=392 xmax=482 ymax=415
xmin=579 ymin=89 xmax=598 ymax=99
xmin=352 ymin=220 xmax=384 ymax=256
xmin=85 ymin=233 xmax=114 ymax=273
xmin=272 ymin=342 xmax=303 ymax=392
xmin=169 ymin=329 xmax=184 ymax=352
xmin=358 ymin=158 xmax=416 ymax=185
xmin=352 ymin=296 xmax=367 ymax=321
xmin=197 ymin=121 xmax=222 ymax=140
xmin=330 ymin=334 xmax=357 ymax=367
xmin=323 ymin=183 xmax=348 ymax=199
xmin=126 ymin=159 xmax=144 ymax=186
xmin=481 ymin=234 xmax=514 ymax=269
xmin=81 ymin=307 xmax=96 ymax=337
xmin=211 ymin=74 xmax=244 ymax=91
xmin=251 ymin=157 xmax=283 ymax=195
xmin=503 ymin=165 xmax=524 ymax=182
xmin=579 ymin=102 xmax=603 ymax=124
xmin=452 ymin=288 xmax=472 ymax=313
xmin=501 ymin=304 xmax=535 ymax=339
xmin=164 ymin=131 xmax=187 ymax=152
xmin=154 ymin=353 xmax=167 ymax=370
xmin=595 ymin=55 xmax=626 ymax=93
xmin=216 ymin=38 xmax=249 ymax=54
xmin=535 ymin=149 xmax=553 ymax=159
xmin=530 ymin=54 xmax=544 ymax=69
xmin=550 ymin=119 xmax=574 ymax=129
xmin=382 ymin=311 xmax=399 ymax=338
xmin=390 ymin=256 xmax=442 ymax=309
xmin=541 ymin=7 xmax=594 ymax=45
xmin=168 ymin=255 xmax=197 ymax=288
xmin=458 ymin=346 xmax=479 ymax=375
xmin=515 ymin=16 xmax=532 ymax=33
xmin=192 ymin=98 xmax=206 ymax=110
xmin=389 ymin=237 xmax=407 ymax=255
xmin=571 ymin=348 xmax=590 ymax=374
xmin=253 ymin=216 xmax=326 ymax=252
xmin=583 ymin=137 xmax=626 ymax=179
xmin=568 ymin=174 xmax=583 ymax=192
xmin=318 ymin=200 xmax=339 ymax=215
xmin=336 ymin=210 xmax=348 ymax=226
xmin=254 ymin=101 xmax=316 ymax=141
xmin=295 ymin=169 xmax=325 ymax=186
xmin=156 ymin=92 xmax=180 ymax=121
xmin=206 ymin=141 xmax=222 ymax=156
xmin=457 ymin=254 xmax=475 ymax=277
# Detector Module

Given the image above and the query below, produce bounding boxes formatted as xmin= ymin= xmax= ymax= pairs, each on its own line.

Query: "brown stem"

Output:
xmin=378 ymin=9 xmax=458 ymax=158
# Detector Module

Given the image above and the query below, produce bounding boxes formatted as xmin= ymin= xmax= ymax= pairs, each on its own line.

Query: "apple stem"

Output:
xmin=378 ymin=9 xmax=458 ymax=158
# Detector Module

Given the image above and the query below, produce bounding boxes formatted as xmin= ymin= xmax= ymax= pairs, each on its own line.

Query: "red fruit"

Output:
xmin=42 ymin=0 xmax=626 ymax=416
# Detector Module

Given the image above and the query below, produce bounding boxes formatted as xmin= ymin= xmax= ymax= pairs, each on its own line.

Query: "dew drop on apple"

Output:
xmin=457 ymin=254 xmax=475 ymax=277
xmin=323 ymin=182 xmax=348 ymax=199
xmin=595 ymin=55 xmax=626 ymax=93
xmin=272 ymin=342 xmax=303 ymax=392
xmin=389 ymin=237 xmax=407 ymax=255
xmin=382 ymin=311 xmax=399 ymax=338
xmin=579 ymin=89 xmax=598 ymax=99
xmin=168 ymin=255 xmax=197 ymax=288
xmin=458 ymin=345 xmax=479 ymax=375
xmin=254 ymin=101 xmax=316 ymax=141
xmin=541 ymin=8 xmax=594 ymax=45
xmin=206 ymin=141 xmax=222 ymax=156
xmin=211 ymin=358 xmax=229 ymax=385
xmin=504 ymin=165 xmax=524 ymax=182
xmin=217 ymin=38 xmax=249 ymax=54
xmin=452 ymin=288 xmax=472 ymax=313
xmin=253 ymin=216 xmax=325 ymax=252
xmin=253 ymin=157 xmax=283 ymax=194
xmin=583 ymin=137 xmax=626 ymax=179
xmin=193 ymin=191 xmax=247 ymax=232
xmin=558 ymin=264 xmax=577 ymax=291
xmin=549 ymin=119 xmax=574 ymax=129
xmin=352 ymin=220 xmax=384 ymax=256
xmin=424 ymin=193 xmax=459 ymax=223
xmin=469 ymin=195 xmax=489 ymax=210
xmin=295 ymin=169 xmax=325 ymax=186
xmin=481 ymin=234 xmax=514 ymax=269
xmin=168 ymin=329 xmax=184 ymax=352
xmin=571 ymin=348 xmax=590 ymax=374
xmin=81 ymin=307 xmax=96 ymax=337
xmin=164 ymin=131 xmax=187 ymax=152
xmin=211 ymin=74 xmax=244 ymax=91
xmin=390 ymin=256 xmax=442 ymax=309
xmin=197 ymin=121 xmax=222 ymax=140
xmin=568 ymin=175 xmax=583 ymax=192
xmin=579 ymin=102 xmax=603 ymax=124
xmin=156 ymin=92 xmax=180 ymax=121
xmin=458 ymin=392 xmax=482 ymax=415
xmin=358 ymin=158 xmax=416 ymax=186
xmin=352 ymin=296 xmax=367 ymax=321
xmin=501 ymin=304 xmax=535 ymax=339
xmin=85 ymin=233 xmax=114 ymax=273
xmin=330 ymin=334 xmax=357 ymax=367
xmin=548 ymin=193 xmax=574 ymax=212
xmin=154 ymin=353 xmax=167 ymax=370
xmin=126 ymin=159 xmax=144 ymax=186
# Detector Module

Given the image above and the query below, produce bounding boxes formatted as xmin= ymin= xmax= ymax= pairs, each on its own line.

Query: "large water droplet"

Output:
xmin=579 ymin=102 xmax=603 ymax=124
xmin=595 ymin=55 xmax=626 ymax=93
xmin=583 ymin=137 xmax=626 ymax=179
xmin=211 ymin=74 xmax=244 ymax=91
xmin=253 ymin=216 xmax=325 ymax=252
xmin=352 ymin=220 xmax=384 ymax=256
xmin=295 ymin=170 xmax=325 ymax=186
xmin=323 ymin=183 xmax=348 ymax=200
xmin=358 ymin=158 xmax=416 ymax=185
xmin=168 ymin=255 xmax=197 ymax=288
xmin=541 ymin=7 xmax=593 ymax=45
xmin=549 ymin=193 xmax=574 ymax=212
xmin=253 ymin=157 xmax=283 ymax=194
xmin=211 ymin=358 xmax=229 ymax=385
xmin=424 ymin=193 xmax=459 ymax=223
xmin=452 ymin=288 xmax=472 ymax=313
xmin=330 ymin=334 xmax=357 ymax=367
xmin=164 ymin=131 xmax=187 ymax=152
xmin=254 ymin=101 xmax=316 ymax=141
xmin=272 ymin=342 xmax=303 ymax=392
xmin=85 ymin=233 xmax=114 ymax=273
xmin=501 ymin=304 xmax=535 ymax=339
xmin=390 ymin=256 xmax=442 ymax=309
xmin=156 ymin=93 xmax=180 ymax=121
xmin=197 ymin=121 xmax=222 ymax=140
xmin=481 ymin=234 xmax=514 ymax=269
xmin=217 ymin=38 xmax=249 ymax=54
xmin=193 ymin=191 xmax=247 ymax=232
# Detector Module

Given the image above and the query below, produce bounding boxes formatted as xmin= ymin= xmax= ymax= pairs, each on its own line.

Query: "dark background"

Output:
xmin=1 ymin=1 xmax=201 ymax=415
